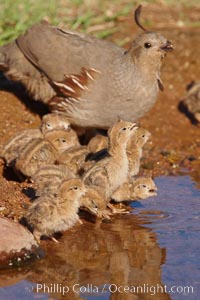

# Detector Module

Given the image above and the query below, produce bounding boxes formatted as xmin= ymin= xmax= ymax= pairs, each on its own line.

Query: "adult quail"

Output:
xmin=0 ymin=5 xmax=173 ymax=128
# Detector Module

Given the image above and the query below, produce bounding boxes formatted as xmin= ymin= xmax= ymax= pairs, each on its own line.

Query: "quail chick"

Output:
xmin=1 ymin=113 xmax=70 ymax=167
xmin=87 ymin=134 xmax=108 ymax=153
xmin=15 ymin=130 xmax=75 ymax=178
xmin=15 ymin=138 xmax=57 ymax=178
xmin=180 ymin=81 xmax=200 ymax=123
xmin=26 ymin=178 xmax=85 ymax=243
xmin=57 ymin=146 xmax=89 ymax=175
xmin=81 ymin=186 xmax=111 ymax=220
xmin=127 ymin=127 xmax=151 ymax=177
xmin=0 ymin=129 xmax=42 ymax=167
xmin=41 ymin=112 xmax=70 ymax=133
xmin=33 ymin=164 xmax=75 ymax=197
xmin=83 ymin=120 xmax=138 ymax=199
xmin=44 ymin=128 xmax=80 ymax=155
xmin=112 ymin=177 xmax=157 ymax=202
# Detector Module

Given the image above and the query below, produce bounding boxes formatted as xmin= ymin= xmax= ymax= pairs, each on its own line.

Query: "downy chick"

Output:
xmin=127 ymin=127 xmax=151 ymax=177
xmin=112 ymin=176 xmax=157 ymax=202
xmin=44 ymin=128 xmax=80 ymax=155
xmin=82 ymin=120 xmax=138 ymax=199
xmin=81 ymin=186 xmax=111 ymax=220
xmin=26 ymin=178 xmax=85 ymax=243
xmin=87 ymin=134 xmax=108 ymax=153
xmin=15 ymin=129 xmax=77 ymax=178
xmin=32 ymin=164 xmax=75 ymax=197
xmin=57 ymin=146 xmax=89 ymax=175
xmin=41 ymin=112 xmax=70 ymax=133
xmin=1 ymin=113 xmax=70 ymax=166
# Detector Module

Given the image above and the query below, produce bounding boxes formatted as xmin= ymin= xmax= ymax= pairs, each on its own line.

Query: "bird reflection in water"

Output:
xmin=19 ymin=213 xmax=172 ymax=300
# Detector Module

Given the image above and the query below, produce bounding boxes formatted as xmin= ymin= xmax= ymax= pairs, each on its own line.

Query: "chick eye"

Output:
xmin=46 ymin=123 xmax=52 ymax=128
xmin=142 ymin=185 xmax=147 ymax=188
xmin=73 ymin=186 xmax=78 ymax=190
xmin=144 ymin=42 xmax=151 ymax=48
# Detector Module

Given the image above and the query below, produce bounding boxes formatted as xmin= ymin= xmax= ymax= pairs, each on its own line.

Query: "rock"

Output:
xmin=0 ymin=217 xmax=41 ymax=267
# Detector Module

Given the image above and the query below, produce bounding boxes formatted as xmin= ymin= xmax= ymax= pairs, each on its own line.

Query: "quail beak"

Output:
xmin=160 ymin=40 xmax=174 ymax=52
xmin=149 ymin=189 xmax=157 ymax=196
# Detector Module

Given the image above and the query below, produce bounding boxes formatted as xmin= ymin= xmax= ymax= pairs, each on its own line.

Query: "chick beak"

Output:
xmin=160 ymin=40 xmax=174 ymax=52
xmin=149 ymin=189 xmax=157 ymax=195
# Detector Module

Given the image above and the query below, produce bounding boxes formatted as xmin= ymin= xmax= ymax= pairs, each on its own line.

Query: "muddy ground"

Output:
xmin=0 ymin=3 xmax=199 ymax=224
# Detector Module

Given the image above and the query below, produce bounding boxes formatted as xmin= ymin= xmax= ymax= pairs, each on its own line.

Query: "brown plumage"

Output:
xmin=57 ymin=146 xmax=89 ymax=175
xmin=32 ymin=164 xmax=75 ymax=197
xmin=26 ymin=178 xmax=85 ymax=243
xmin=0 ymin=129 xmax=42 ymax=167
xmin=41 ymin=113 xmax=70 ymax=133
xmin=81 ymin=186 xmax=111 ymax=220
xmin=82 ymin=120 xmax=138 ymax=198
xmin=44 ymin=128 xmax=80 ymax=155
xmin=15 ymin=129 xmax=77 ymax=178
xmin=87 ymin=134 xmax=108 ymax=153
xmin=1 ymin=112 xmax=71 ymax=166
xmin=15 ymin=138 xmax=57 ymax=178
xmin=180 ymin=81 xmax=200 ymax=123
xmin=112 ymin=177 xmax=157 ymax=202
xmin=0 ymin=6 xmax=173 ymax=128
xmin=127 ymin=127 xmax=151 ymax=177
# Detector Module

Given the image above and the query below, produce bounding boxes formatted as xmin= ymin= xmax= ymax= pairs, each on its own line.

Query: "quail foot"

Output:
xmin=112 ymin=176 xmax=157 ymax=203
xmin=82 ymin=120 xmax=138 ymax=201
xmin=25 ymin=178 xmax=85 ymax=243
xmin=0 ymin=6 xmax=173 ymax=128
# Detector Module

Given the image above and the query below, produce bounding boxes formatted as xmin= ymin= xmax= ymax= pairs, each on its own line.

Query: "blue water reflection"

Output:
xmin=0 ymin=176 xmax=199 ymax=300
xmin=131 ymin=176 xmax=200 ymax=300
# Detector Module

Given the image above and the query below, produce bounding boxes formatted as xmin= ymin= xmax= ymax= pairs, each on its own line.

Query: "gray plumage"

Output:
xmin=0 ymin=6 xmax=173 ymax=128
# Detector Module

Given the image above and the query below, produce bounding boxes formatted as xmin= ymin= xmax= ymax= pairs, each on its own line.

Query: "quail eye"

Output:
xmin=46 ymin=123 xmax=52 ymax=128
xmin=142 ymin=135 xmax=145 ymax=138
xmin=61 ymin=139 xmax=67 ymax=143
xmin=142 ymin=185 xmax=147 ymax=188
xmin=144 ymin=42 xmax=151 ymax=48
xmin=122 ymin=127 xmax=127 ymax=131
xmin=73 ymin=186 xmax=78 ymax=190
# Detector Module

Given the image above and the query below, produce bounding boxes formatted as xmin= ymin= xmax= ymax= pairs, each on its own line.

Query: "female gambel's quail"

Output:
xmin=0 ymin=6 xmax=173 ymax=128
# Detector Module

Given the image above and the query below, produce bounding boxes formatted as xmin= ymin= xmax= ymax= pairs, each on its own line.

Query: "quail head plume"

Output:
xmin=0 ymin=5 xmax=173 ymax=128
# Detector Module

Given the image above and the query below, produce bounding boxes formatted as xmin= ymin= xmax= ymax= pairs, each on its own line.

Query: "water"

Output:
xmin=0 ymin=175 xmax=199 ymax=300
